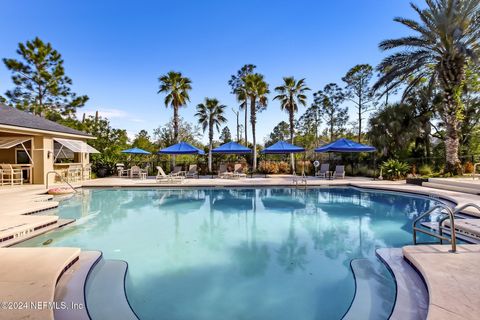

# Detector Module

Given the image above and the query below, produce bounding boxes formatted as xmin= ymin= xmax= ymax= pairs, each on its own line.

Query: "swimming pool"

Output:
xmin=17 ymin=187 xmax=441 ymax=320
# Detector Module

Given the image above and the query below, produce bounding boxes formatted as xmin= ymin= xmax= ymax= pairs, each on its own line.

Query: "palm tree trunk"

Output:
xmin=250 ymin=97 xmax=257 ymax=171
xmin=244 ymin=98 xmax=248 ymax=145
xmin=172 ymin=104 xmax=179 ymax=167
xmin=440 ymin=60 xmax=465 ymax=175
xmin=444 ymin=111 xmax=461 ymax=174
xmin=289 ymin=109 xmax=295 ymax=173
xmin=208 ymin=125 xmax=213 ymax=172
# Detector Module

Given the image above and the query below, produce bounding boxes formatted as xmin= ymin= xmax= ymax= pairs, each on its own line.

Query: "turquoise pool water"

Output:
xmin=17 ymin=187 xmax=441 ymax=320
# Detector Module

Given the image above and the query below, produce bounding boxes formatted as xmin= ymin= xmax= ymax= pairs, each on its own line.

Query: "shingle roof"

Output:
xmin=0 ymin=104 xmax=92 ymax=137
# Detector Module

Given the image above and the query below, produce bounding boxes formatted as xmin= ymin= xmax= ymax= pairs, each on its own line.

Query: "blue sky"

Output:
xmin=0 ymin=0 xmax=418 ymax=143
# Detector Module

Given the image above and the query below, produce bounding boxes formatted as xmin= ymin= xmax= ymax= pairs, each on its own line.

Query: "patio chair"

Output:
xmin=333 ymin=165 xmax=345 ymax=179
xmin=233 ymin=164 xmax=247 ymax=179
xmin=186 ymin=164 xmax=199 ymax=178
xmin=156 ymin=166 xmax=184 ymax=183
xmin=218 ymin=164 xmax=233 ymax=179
xmin=130 ymin=166 xmax=142 ymax=178
xmin=171 ymin=166 xmax=185 ymax=176
xmin=0 ymin=164 xmax=23 ymax=186
xmin=316 ymin=163 xmax=330 ymax=179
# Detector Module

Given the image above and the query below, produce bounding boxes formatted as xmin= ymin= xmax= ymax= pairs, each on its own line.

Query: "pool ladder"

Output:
xmin=45 ymin=171 xmax=77 ymax=193
xmin=413 ymin=203 xmax=457 ymax=252
xmin=293 ymin=173 xmax=308 ymax=188
xmin=413 ymin=202 xmax=480 ymax=253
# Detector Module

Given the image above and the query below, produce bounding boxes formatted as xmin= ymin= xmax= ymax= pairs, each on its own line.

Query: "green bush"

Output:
xmin=418 ymin=164 xmax=433 ymax=176
xmin=380 ymin=159 xmax=410 ymax=180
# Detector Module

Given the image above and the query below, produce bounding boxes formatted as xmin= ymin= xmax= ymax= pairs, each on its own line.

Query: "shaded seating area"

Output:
xmin=0 ymin=137 xmax=34 ymax=184
xmin=53 ymin=138 xmax=100 ymax=182
xmin=315 ymin=138 xmax=376 ymax=179
xmin=158 ymin=142 xmax=204 ymax=178
xmin=212 ymin=141 xmax=251 ymax=179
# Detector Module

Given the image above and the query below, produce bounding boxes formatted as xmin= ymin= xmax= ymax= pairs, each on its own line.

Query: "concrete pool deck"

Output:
xmin=1 ymin=176 xmax=480 ymax=319
xmin=0 ymin=247 xmax=80 ymax=320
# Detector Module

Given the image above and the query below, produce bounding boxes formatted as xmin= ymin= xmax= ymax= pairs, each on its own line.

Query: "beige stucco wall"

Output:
xmin=1 ymin=129 xmax=93 ymax=185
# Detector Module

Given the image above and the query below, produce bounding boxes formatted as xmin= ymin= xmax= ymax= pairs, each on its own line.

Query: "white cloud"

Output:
xmin=80 ymin=108 xmax=129 ymax=119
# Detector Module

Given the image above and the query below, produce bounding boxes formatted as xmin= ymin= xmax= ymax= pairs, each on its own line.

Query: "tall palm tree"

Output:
xmin=374 ymin=0 xmax=480 ymax=174
xmin=195 ymin=98 xmax=227 ymax=172
xmin=158 ymin=71 xmax=192 ymax=143
xmin=244 ymin=73 xmax=269 ymax=171
xmin=274 ymin=77 xmax=310 ymax=171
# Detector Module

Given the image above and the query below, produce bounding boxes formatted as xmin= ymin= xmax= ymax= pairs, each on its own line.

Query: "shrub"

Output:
xmin=258 ymin=161 xmax=279 ymax=174
xmin=277 ymin=161 xmax=290 ymax=174
xmin=380 ymin=159 xmax=410 ymax=180
xmin=464 ymin=161 xmax=474 ymax=174
xmin=296 ymin=161 xmax=312 ymax=175
xmin=418 ymin=164 xmax=433 ymax=176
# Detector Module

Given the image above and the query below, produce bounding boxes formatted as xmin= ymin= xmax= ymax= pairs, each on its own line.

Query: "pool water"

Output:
xmin=17 ymin=187 xmax=441 ymax=320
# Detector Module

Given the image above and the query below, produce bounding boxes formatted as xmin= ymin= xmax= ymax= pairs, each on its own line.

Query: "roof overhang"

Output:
xmin=0 ymin=124 xmax=95 ymax=139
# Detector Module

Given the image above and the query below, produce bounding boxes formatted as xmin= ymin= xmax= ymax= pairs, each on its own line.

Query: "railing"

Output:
xmin=473 ymin=163 xmax=480 ymax=180
xmin=45 ymin=171 xmax=77 ymax=193
xmin=438 ymin=203 xmax=480 ymax=243
xmin=413 ymin=203 xmax=456 ymax=252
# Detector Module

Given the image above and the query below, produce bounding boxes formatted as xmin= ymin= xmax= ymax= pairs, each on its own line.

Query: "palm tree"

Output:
xmin=274 ymin=77 xmax=310 ymax=171
xmin=374 ymin=0 xmax=480 ymax=174
xmin=244 ymin=73 xmax=269 ymax=171
xmin=195 ymin=98 xmax=227 ymax=172
xmin=158 ymin=71 xmax=192 ymax=143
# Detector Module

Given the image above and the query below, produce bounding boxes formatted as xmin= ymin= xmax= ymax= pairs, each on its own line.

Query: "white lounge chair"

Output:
xmin=0 ymin=164 xmax=23 ymax=186
xmin=333 ymin=165 xmax=345 ymax=179
xmin=316 ymin=163 xmax=330 ymax=179
xmin=186 ymin=164 xmax=199 ymax=178
xmin=156 ymin=166 xmax=184 ymax=183
xmin=233 ymin=164 xmax=247 ymax=179
xmin=218 ymin=164 xmax=233 ymax=179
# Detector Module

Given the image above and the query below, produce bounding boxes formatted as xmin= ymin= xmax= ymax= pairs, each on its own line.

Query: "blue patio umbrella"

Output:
xmin=121 ymin=147 xmax=151 ymax=154
xmin=315 ymin=138 xmax=376 ymax=153
xmin=261 ymin=141 xmax=305 ymax=154
xmin=212 ymin=141 xmax=251 ymax=154
xmin=158 ymin=142 xmax=205 ymax=155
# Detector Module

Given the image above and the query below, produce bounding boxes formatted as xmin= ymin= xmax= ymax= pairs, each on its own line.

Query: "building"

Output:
xmin=0 ymin=104 xmax=98 ymax=185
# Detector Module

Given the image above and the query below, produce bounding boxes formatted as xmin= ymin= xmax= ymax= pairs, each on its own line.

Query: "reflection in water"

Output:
xmin=18 ymin=187 xmax=440 ymax=320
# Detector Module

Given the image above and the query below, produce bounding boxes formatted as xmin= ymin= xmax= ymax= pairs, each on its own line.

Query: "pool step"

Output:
xmin=422 ymin=179 xmax=480 ymax=195
xmin=54 ymin=250 xmax=103 ymax=320
xmin=85 ymin=258 xmax=138 ymax=320
xmin=376 ymin=248 xmax=428 ymax=320
xmin=342 ymin=259 xmax=396 ymax=320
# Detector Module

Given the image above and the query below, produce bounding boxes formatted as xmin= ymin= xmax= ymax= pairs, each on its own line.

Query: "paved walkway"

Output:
xmin=403 ymin=245 xmax=480 ymax=320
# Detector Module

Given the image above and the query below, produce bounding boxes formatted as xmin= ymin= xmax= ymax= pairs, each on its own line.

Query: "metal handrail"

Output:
xmin=45 ymin=171 xmax=77 ymax=193
xmin=473 ymin=163 xmax=480 ymax=180
xmin=438 ymin=203 xmax=480 ymax=243
xmin=413 ymin=203 xmax=456 ymax=252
